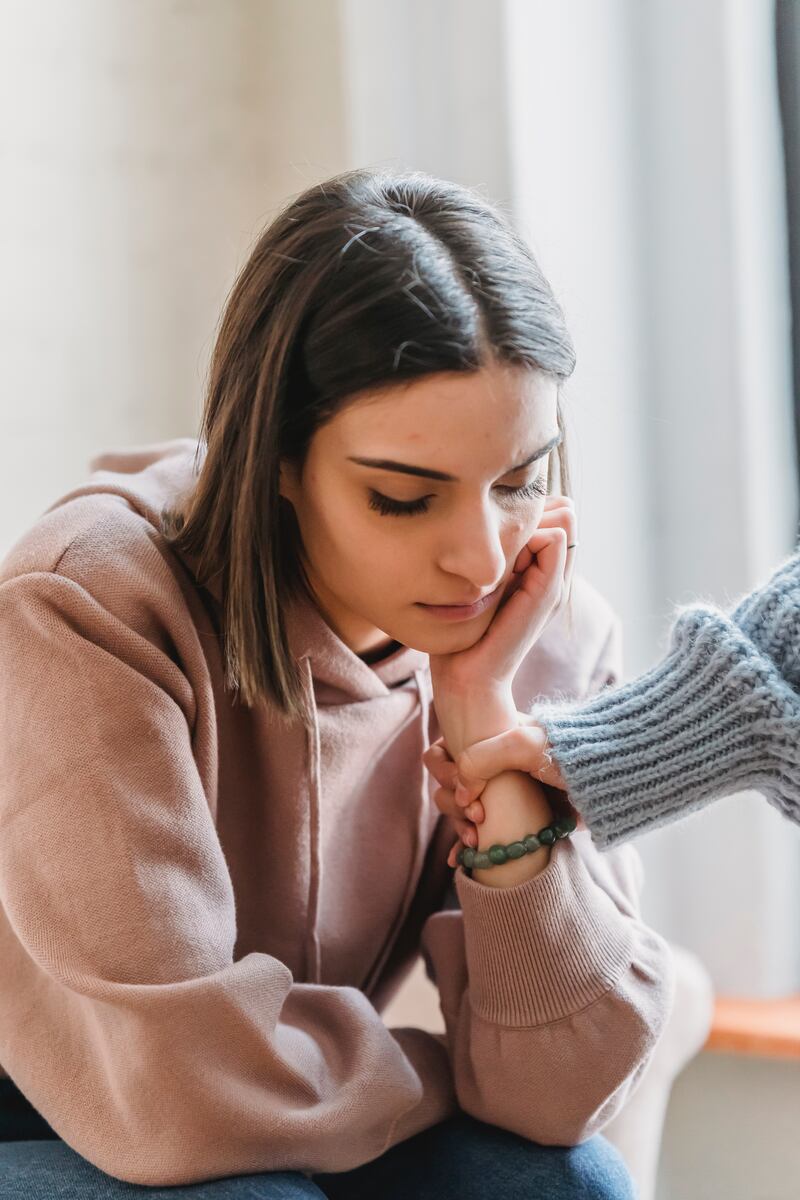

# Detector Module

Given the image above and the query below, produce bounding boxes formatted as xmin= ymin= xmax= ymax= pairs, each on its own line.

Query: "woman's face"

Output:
xmin=279 ymin=361 xmax=561 ymax=656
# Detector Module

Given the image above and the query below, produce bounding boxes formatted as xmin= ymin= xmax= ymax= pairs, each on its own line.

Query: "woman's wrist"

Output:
xmin=431 ymin=682 xmax=559 ymax=888
xmin=432 ymin=685 xmax=517 ymax=758
xmin=468 ymin=771 xmax=555 ymax=888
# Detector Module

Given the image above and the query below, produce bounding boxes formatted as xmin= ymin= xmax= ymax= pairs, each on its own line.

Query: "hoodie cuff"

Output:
xmin=528 ymin=605 xmax=800 ymax=849
xmin=454 ymin=836 xmax=636 ymax=1027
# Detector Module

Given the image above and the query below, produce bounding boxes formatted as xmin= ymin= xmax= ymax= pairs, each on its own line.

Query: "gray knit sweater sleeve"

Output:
xmin=528 ymin=550 xmax=800 ymax=849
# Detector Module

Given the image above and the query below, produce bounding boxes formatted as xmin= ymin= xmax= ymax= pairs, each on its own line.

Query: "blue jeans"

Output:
xmin=0 ymin=1076 xmax=636 ymax=1199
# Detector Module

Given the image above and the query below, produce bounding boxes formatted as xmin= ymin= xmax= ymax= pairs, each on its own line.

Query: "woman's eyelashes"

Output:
xmin=367 ymin=475 xmax=549 ymax=518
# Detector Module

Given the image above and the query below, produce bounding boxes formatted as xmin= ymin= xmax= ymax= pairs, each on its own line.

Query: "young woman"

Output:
xmin=0 ymin=168 xmax=674 ymax=1199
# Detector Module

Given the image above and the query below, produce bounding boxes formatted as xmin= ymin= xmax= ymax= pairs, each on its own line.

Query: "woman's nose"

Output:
xmin=436 ymin=506 xmax=507 ymax=590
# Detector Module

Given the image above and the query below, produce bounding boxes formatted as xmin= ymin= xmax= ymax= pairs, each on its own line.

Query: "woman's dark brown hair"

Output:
xmin=162 ymin=167 xmax=577 ymax=727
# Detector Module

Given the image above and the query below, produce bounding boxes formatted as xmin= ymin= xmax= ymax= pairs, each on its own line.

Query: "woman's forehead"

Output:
xmin=326 ymin=367 xmax=558 ymax=468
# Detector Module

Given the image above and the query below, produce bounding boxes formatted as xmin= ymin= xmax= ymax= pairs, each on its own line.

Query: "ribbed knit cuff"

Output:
xmin=454 ymin=836 xmax=636 ymax=1026
xmin=528 ymin=605 xmax=800 ymax=849
xmin=730 ymin=549 xmax=800 ymax=690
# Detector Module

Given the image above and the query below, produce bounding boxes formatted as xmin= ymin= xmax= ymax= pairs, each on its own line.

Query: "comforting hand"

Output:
xmin=422 ymin=713 xmax=584 ymax=868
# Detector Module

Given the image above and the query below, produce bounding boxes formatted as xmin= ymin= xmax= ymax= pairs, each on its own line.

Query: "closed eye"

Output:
xmin=367 ymin=475 xmax=549 ymax=518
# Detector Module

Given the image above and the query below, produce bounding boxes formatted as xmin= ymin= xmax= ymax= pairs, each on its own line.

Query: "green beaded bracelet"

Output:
xmin=455 ymin=813 xmax=577 ymax=873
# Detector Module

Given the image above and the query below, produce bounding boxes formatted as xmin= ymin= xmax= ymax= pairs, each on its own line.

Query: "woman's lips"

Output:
xmin=416 ymin=581 xmax=504 ymax=621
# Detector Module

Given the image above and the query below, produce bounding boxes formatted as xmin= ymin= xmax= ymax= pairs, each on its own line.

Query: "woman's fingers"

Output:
xmin=456 ymin=819 xmax=478 ymax=846
xmin=425 ymin=738 xmax=485 ymax=821
xmin=464 ymin=799 xmax=485 ymax=823
xmin=425 ymin=740 xmax=485 ymax=866
xmin=455 ymin=722 xmax=566 ymax=800
xmin=536 ymin=498 xmax=577 ymax=613
xmin=422 ymin=738 xmax=459 ymax=789
xmin=511 ymin=498 xmax=576 ymax=603
xmin=425 ymin=724 xmax=565 ymax=820
xmin=432 ymin=784 xmax=484 ymax=832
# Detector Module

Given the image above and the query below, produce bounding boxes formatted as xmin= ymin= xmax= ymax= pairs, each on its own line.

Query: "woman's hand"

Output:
xmin=423 ymin=714 xmax=585 ymax=868
xmin=422 ymin=739 xmax=484 ymax=866
xmin=422 ymin=493 xmax=579 ymax=868
xmin=428 ymin=495 xmax=578 ymax=704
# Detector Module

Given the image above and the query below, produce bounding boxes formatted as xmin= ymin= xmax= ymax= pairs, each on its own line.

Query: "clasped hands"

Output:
xmin=423 ymin=710 xmax=585 ymax=869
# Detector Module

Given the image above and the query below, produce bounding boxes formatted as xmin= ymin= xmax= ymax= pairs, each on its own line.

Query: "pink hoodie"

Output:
xmin=0 ymin=439 xmax=675 ymax=1186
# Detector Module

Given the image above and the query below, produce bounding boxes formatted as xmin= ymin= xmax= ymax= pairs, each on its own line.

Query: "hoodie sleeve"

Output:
xmin=0 ymin=568 xmax=457 ymax=1187
xmin=417 ymin=609 xmax=676 ymax=1147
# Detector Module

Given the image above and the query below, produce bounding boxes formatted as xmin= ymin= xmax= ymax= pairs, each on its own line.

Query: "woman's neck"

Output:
xmin=357 ymin=638 xmax=403 ymax=665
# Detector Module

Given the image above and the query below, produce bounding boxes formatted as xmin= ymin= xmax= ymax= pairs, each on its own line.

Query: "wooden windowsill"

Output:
xmin=705 ymin=995 xmax=800 ymax=1060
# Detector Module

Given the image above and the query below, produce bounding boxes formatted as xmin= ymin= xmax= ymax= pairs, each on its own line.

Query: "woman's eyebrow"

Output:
xmin=346 ymin=431 xmax=563 ymax=482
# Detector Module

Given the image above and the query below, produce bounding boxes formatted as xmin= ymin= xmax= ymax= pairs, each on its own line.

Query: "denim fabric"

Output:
xmin=0 ymin=1077 xmax=635 ymax=1199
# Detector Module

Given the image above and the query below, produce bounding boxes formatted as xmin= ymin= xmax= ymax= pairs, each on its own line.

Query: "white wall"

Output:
xmin=1 ymin=0 xmax=349 ymax=559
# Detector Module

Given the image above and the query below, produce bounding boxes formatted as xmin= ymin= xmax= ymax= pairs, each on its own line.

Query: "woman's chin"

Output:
xmin=401 ymin=608 xmax=492 ymax=655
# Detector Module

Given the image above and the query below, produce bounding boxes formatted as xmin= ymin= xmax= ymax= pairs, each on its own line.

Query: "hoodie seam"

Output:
xmin=49 ymin=505 xmax=164 ymax=591
xmin=359 ymin=668 xmax=433 ymax=998
xmin=301 ymin=655 xmax=323 ymax=986
xmin=47 ymin=520 xmax=103 ymax=581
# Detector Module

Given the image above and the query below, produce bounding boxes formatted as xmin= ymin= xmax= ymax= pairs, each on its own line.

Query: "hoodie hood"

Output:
xmin=47 ymin=437 xmax=432 ymax=704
